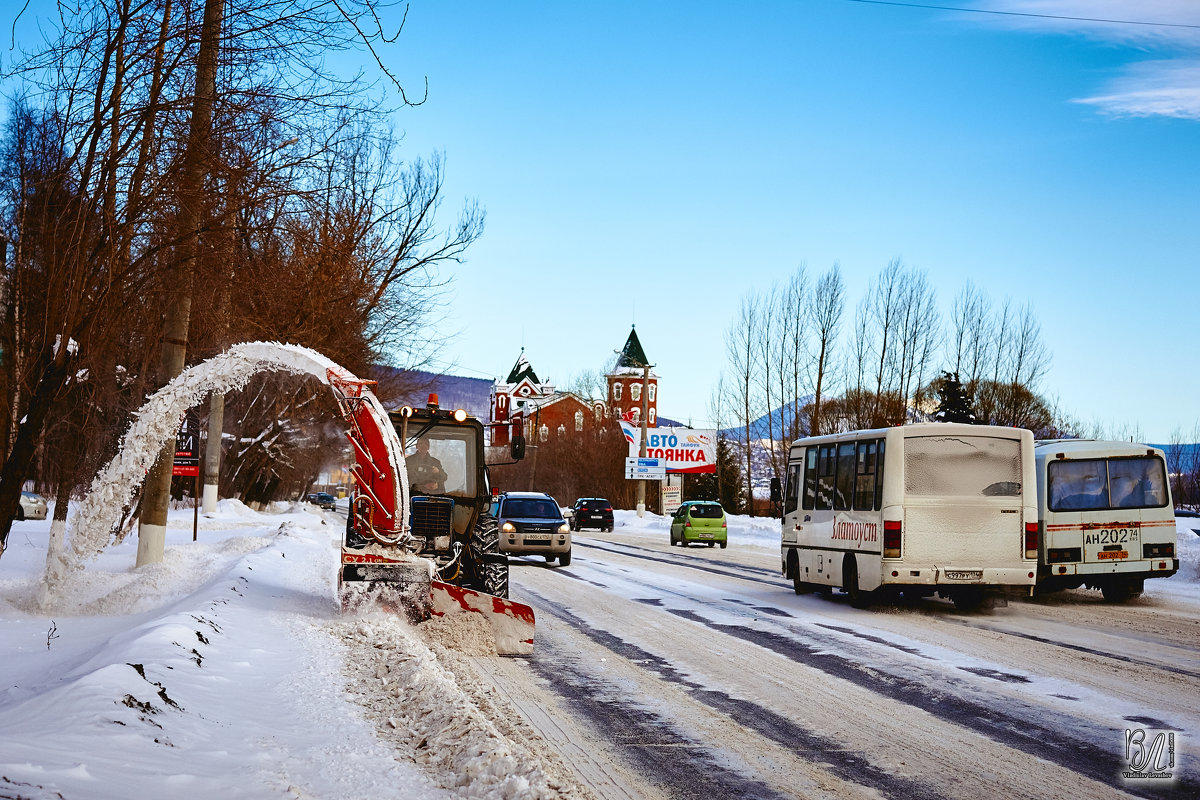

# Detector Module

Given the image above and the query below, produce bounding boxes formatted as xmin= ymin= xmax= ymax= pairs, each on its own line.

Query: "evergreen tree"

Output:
xmin=934 ymin=372 xmax=977 ymax=424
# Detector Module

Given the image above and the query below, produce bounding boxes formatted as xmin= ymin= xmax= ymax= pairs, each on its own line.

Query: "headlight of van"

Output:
xmin=558 ymin=523 xmax=570 ymax=534
xmin=501 ymin=521 xmax=516 ymax=533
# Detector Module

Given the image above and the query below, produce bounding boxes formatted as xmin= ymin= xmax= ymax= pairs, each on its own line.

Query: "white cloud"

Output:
xmin=1073 ymin=60 xmax=1200 ymax=119
xmin=978 ymin=2 xmax=1200 ymax=119
xmin=977 ymin=1 xmax=1200 ymax=45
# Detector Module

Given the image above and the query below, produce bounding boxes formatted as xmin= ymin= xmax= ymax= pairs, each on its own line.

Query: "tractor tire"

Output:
xmin=468 ymin=513 xmax=509 ymax=599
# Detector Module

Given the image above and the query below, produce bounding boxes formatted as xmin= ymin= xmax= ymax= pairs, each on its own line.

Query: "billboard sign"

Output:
xmin=620 ymin=422 xmax=716 ymax=474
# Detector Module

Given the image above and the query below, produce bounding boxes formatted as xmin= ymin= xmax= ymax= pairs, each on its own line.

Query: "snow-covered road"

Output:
xmin=472 ymin=512 xmax=1200 ymax=800
xmin=1 ymin=502 xmax=1196 ymax=799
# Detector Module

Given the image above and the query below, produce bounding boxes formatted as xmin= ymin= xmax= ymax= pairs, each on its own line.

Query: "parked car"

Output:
xmin=494 ymin=491 xmax=572 ymax=566
xmin=570 ymin=497 xmax=614 ymax=531
xmin=306 ymin=492 xmax=337 ymax=510
xmin=670 ymin=501 xmax=727 ymax=548
xmin=17 ymin=491 xmax=48 ymax=521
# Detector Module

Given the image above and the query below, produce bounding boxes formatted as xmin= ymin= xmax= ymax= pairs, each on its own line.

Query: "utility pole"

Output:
xmin=137 ymin=0 xmax=223 ymax=566
xmin=636 ymin=363 xmax=651 ymax=518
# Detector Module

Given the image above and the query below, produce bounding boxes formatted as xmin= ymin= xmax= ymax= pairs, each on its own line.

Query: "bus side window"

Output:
xmin=834 ymin=442 xmax=856 ymax=510
xmin=874 ymin=439 xmax=886 ymax=510
xmin=785 ymin=462 xmax=802 ymax=513
xmin=803 ymin=448 xmax=818 ymax=510
xmin=816 ymin=445 xmax=835 ymax=511
xmin=854 ymin=440 xmax=877 ymax=510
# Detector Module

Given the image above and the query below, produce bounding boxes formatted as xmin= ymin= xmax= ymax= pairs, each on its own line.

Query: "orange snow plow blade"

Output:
xmin=430 ymin=580 xmax=536 ymax=656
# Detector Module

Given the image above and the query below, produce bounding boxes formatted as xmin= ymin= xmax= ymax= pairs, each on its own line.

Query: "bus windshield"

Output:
xmin=904 ymin=435 xmax=1022 ymax=498
xmin=1048 ymin=456 xmax=1168 ymax=511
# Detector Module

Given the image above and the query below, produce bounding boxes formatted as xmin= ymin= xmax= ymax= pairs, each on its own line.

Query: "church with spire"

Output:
xmin=489 ymin=326 xmax=659 ymax=447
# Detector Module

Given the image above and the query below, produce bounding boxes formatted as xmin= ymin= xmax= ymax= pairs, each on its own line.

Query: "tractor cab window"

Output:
xmin=406 ymin=426 xmax=476 ymax=498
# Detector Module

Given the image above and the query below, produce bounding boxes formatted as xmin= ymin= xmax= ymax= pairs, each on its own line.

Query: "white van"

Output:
xmin=1034 ymin=440 xmax=1178 ymax=601
xmin=781 ymin=423 xmax=1037 ymax=610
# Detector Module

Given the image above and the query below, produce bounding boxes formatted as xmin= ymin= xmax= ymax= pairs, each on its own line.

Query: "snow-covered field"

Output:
xmin=1 ymin=501 xmax=1197 ymax=799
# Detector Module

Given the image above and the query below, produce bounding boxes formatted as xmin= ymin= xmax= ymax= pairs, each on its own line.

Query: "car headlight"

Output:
xmin=558 ymin=523 xmax=570 ymax=534
xmin=501 ymin=522 xmax=515 ymax=533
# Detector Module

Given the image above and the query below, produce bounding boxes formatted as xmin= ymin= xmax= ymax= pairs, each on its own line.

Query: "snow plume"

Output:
xmin=39 ymin=342 xmax=354 ymax=609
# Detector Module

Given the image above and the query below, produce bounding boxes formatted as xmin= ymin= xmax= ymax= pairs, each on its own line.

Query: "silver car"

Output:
xmin=18 ymin=491 xmax=48 ymax=521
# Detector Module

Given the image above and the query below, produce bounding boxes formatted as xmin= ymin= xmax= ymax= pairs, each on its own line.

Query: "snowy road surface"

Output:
xmin=476 ymin=513 xmax=1200 ymax=800
xmin=0 ymin=502 xmax=1196 ymax=799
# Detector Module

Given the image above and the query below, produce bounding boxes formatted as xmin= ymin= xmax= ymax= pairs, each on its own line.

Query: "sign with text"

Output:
xmin=625 ymin=457 xmax=666 ymax=480
xmin=620 ymin=422 xmax=716 ymax=474
xmin=172 ymin=411 xmax=200 ymax=477
xmin=661 ymin=482 xmax=682 ymax=514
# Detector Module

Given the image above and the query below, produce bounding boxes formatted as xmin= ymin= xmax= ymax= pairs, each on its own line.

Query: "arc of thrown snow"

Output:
xmin=38 ymin=341 xmax=403 ymax=607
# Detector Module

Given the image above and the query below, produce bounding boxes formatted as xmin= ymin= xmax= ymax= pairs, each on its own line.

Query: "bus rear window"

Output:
xmin=904 ymin=436 xmax=1022 ymax=498
xmin=1048 ymin=456 xmax=1168 ymax=511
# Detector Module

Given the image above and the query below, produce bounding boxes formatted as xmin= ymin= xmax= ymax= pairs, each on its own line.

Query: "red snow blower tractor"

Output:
xmin=329 ymin=374 xmax=533 ymax=654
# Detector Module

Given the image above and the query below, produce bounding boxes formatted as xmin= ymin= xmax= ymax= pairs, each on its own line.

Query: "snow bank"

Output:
xmin=1 ymin=503 xmax=587 ymax=799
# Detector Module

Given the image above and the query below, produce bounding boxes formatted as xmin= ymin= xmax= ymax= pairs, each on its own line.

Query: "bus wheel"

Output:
xmin=1101 ymin=578 xmax=1142 ymax=603
xmin=792 ymin=571 xmax=811 ymax=595
xmin=952 ymin=588 xmax=986 ymax=611
xmin=843 ymin=556 xmax=870 ymax=609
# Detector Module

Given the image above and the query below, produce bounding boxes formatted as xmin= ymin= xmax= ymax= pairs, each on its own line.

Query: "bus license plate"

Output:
xmin=945 ymin=570 xmax=982 ymax=580
xmin=1097 ymin=550 xmax=1128 ymax=560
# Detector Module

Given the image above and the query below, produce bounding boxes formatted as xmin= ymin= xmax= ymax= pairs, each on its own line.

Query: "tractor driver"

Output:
xmin=408 ymin=437 xmax=448 ymax=494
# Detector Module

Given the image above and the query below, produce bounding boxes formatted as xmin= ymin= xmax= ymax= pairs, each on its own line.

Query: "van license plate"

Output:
xmin=945 ymin=570 xmax=982 ymax=580
xmin=1097 ymin=550 xmax=1128 ymax=560
xmin=523 ymin=535 xmax=551 ymax=544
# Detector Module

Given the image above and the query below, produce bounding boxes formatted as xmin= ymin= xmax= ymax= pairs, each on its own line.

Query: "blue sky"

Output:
xmin=6 ymin=1 xmax=1197 ymax=440
xmin=376 ymin=1 xmax=1200 ymax=441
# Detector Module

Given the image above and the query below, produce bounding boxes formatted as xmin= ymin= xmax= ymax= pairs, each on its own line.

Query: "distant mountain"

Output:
xmin=368 ymin=367 xmax=492 ymax=419
xmin=719 ymin=397 xmax=813 ymax=442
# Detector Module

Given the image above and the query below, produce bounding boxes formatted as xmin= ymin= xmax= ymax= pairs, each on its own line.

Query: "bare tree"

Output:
xmin=807 ymin=263 xmax=843 ymax=437
xmin=725 ymin=294 xmax=762 ymax=516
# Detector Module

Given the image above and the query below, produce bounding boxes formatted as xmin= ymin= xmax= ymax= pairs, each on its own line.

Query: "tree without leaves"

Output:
xmin=807 ymin=263 xmax=844 ymax=438
xmin=0 ymin=0 xmax=472 ymax=554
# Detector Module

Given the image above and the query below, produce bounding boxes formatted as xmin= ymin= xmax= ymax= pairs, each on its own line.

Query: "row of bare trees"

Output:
xmin=0 ymin=0 xmax=481 ymax=554
xmin=717 ymin=259 xmax=1066 ymax=510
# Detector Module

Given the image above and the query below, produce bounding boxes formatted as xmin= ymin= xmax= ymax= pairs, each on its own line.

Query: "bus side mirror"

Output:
xmin=770 ymin=477 xmax=782 ymax=503
xmin=511 ymin=433 xmax=526 ymax=461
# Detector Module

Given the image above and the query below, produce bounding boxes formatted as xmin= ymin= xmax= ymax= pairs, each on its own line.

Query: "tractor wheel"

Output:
xmin=469 ymin=514 xmax=509 ymax=599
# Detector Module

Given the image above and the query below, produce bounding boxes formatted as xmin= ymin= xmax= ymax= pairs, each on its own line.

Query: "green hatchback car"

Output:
xmin=670 ymin=501 xmax=727 ymax=548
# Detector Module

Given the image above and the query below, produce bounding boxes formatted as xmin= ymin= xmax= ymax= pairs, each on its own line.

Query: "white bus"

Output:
xmin=1034 ymin=439 xmax=1179 ymax=602
xmin=780 ymin=423 xmax=1038 ymax=610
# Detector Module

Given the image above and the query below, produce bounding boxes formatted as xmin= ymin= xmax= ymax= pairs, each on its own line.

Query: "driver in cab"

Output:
xmin=408 ymin=437 xmax=447 ymax=494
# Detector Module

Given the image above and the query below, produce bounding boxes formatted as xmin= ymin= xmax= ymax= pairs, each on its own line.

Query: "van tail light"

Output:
xmin=1024 ymin=522 xmax=1039 ymax=560
xmin=883 ymin=520 xmax=901 ymax=558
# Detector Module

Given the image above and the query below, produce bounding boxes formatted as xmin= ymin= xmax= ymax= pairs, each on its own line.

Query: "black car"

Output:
xmin=306 ymin=492 xmax=337 ymax=510
xmin=570 ymin=497 xmax=614 ymax=532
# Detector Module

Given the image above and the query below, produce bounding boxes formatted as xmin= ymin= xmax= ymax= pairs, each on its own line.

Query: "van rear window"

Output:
xmin=1048 ymin=456 xmax=1168 ymax=511
xmin=904 ymin=436 xmax=1021 ymax=498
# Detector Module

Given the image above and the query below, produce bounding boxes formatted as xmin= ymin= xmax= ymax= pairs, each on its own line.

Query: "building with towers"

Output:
xmin=606 ymin=326 xmax=658 ymax=428
xmin=489 ymin=326 xmax=659 ymax=447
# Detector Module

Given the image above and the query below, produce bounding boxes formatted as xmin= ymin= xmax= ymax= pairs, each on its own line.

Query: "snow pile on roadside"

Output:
xmin=612 ymin=508 xmax=780 ymax=550
xmin=0 ymin=502 xmax=585 ymax=799
xmin=339 ymin=615 xmax=585 ymax=799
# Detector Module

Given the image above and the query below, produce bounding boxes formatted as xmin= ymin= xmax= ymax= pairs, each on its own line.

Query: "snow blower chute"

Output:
xmin=329 ymin=373 xmax=534 ymax=655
